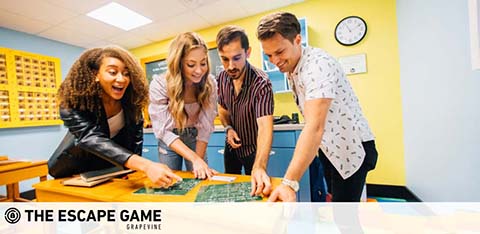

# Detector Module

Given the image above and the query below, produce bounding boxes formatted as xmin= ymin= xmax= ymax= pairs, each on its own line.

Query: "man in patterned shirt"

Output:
xmin=216 ymin=25 xmax=275 ymax=196
xmin=257 ymin=12 xmax=378 ymax=202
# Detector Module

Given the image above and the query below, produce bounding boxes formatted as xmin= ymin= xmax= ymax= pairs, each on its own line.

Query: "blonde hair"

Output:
xmin=166 ymin=32 xmax=214 ymax=131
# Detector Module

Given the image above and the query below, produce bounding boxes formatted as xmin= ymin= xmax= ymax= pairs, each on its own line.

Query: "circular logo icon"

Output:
xmin=4 ymin=207 xmax=21 ymax=224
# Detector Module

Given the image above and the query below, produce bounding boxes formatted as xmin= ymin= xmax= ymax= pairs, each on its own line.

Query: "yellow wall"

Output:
xmin=131 ymin=0 xmax=405 ymax=186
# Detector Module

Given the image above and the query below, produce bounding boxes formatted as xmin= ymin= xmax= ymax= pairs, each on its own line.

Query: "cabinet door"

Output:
xmin=206 ymin=146 xmax=225 ymax=173
xmin=272 ymin=131 xmax=296 ymax=148
xmin=267 ymin=148 xmax=294 ymax=177
xmin=267 ymin=147 xmax=311 ymax=202
xmin=208 ymin=132 xmax=226 ymax=147
xmin=142 ymin=133 xmax=159 ymax=163
xmin=143 ymin=133 xmax=157 ymax=146
xmin=142 ymin=146 xmax=158 ymax=162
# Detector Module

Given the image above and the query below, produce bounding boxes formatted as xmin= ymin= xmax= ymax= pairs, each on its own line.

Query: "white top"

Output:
xmin=107 ymin=109 xmax=125 ymax=138
xmin=287 ymin=46 xmax=375 ymax=179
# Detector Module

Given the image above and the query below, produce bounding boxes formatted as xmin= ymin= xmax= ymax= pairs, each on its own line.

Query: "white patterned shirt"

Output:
xmin=287 ymin=46 xmax=375 ymax=179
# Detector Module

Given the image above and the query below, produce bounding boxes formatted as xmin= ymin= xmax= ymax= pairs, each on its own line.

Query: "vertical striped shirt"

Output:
xmin=217 ymin=62 xmax=274 ymax=157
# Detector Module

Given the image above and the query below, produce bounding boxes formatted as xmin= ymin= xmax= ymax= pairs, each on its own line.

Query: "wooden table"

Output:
xmin=0 ymin=158 xmax=48 ymax=202
xmin=34 ymin=171 xmax=281 ymax=202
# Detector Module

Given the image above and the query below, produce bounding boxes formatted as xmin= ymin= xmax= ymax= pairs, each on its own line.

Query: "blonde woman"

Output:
xmin=149 ymin=32 xmax=217 ymax=179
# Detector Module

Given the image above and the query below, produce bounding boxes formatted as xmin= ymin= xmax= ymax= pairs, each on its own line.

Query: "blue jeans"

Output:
xmin=157 ymin=128 xmax=208 ymax=171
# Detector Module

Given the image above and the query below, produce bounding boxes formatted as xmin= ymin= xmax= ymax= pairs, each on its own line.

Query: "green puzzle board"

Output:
xmin=134 ymin=178 xmax=200 ymax=195
xmin=195 ymin=182 xmax=262 ymax=202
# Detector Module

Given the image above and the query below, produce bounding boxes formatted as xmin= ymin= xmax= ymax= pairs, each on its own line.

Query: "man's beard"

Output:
xmin=227 ymin=65 xmax=246 ymax=80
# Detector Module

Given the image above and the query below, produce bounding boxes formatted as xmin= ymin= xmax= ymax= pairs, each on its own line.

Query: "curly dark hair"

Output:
xmin=58 ymin=45 xmax=148 ymax=123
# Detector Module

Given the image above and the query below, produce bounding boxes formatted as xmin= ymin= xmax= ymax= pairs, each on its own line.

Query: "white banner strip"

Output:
xmin=1 ymin=203 xmax=479 ymax=233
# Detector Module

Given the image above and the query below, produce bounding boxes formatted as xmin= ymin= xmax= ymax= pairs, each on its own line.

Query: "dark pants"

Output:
xmin=319 ymin=140 xmax=378 ymax=202
xmin=224 ymin=145 xmax=255 ymax=175
xmin=309 ymin=156 xmax=327 ymax=202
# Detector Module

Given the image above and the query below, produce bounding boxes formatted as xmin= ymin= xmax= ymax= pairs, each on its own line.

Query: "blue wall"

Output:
xmin=0 ymin=27 xmax=85 ymax=193
xmin=397 ymin=0 xmax=480 ymax=201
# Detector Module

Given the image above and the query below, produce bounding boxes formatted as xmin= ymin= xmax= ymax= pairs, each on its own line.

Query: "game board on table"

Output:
xmin=134 ymin=178 xmax=200 ymax=195
xmin=195 ymin=182 xmax=262 ymax=202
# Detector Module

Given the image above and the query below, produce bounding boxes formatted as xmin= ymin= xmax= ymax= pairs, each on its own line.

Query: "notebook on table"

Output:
xmin=80 ymin=167 xmax=134 ymax=182
xmin=62 ymin=176 xmax=111 ymax=187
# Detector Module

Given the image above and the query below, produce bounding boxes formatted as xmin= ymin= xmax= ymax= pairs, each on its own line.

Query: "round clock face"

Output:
xmin=334 ymin=16 xmax=367 ymax=46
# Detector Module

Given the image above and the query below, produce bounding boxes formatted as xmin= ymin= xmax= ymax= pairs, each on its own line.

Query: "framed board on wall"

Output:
xmin=145 ymin=59 xmax=167 ymax=84
xmin=0 ymin=47 xmax=63 ymax=129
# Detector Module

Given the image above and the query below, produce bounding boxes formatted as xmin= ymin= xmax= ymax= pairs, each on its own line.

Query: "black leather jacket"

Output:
xmin=48 ymin=106 xmax=143 ymax=178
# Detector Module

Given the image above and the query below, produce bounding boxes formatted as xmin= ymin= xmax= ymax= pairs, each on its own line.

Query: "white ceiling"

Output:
xmin=0 ymin=0 xmax=303 ymax=49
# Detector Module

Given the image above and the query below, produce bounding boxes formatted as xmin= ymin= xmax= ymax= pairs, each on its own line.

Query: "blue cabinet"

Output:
xmin=142 ymin=146 xmax=158 ymax=162
xmin=206 ymin=146 xmax=225 ymax=173
xmin=267 ymin=148 xmax=293 ymax=177
xmin=142 ymin=133 xmax=159 ymax=162
xmin=272 ymin=131 xmax=296 ymax=147
xmin=208 ymin=132 xmax=226 ymax=147
xmin=206 ymin=132 xmax=226 ymax=173
xmin=268 ymin=130 xmax=296 ymax=178
xmin=269 ymin=130 xmax=311 ymax=202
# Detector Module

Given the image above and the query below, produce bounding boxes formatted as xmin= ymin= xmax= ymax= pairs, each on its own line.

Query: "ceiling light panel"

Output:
xmin=86 ymin=2 xmax=152 ymax=31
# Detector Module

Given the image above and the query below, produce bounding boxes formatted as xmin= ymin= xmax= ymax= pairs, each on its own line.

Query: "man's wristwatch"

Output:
xmin=281 ymin=178 xmax=299 ymax=192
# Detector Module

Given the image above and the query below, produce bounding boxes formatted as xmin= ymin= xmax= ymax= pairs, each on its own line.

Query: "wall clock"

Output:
xmin=334 ymin=16 xmax=367 ymax=46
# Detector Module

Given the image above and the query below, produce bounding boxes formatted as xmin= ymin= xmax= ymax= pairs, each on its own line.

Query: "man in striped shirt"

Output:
xmin=216 ymin=25 xmax=275 ymax=196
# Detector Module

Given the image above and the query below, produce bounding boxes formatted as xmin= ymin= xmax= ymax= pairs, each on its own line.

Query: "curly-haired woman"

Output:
xmin=149 ymin=32 xmax=217 ymax=179
xmin=48 ymin=45 xmax=181 ymax=187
